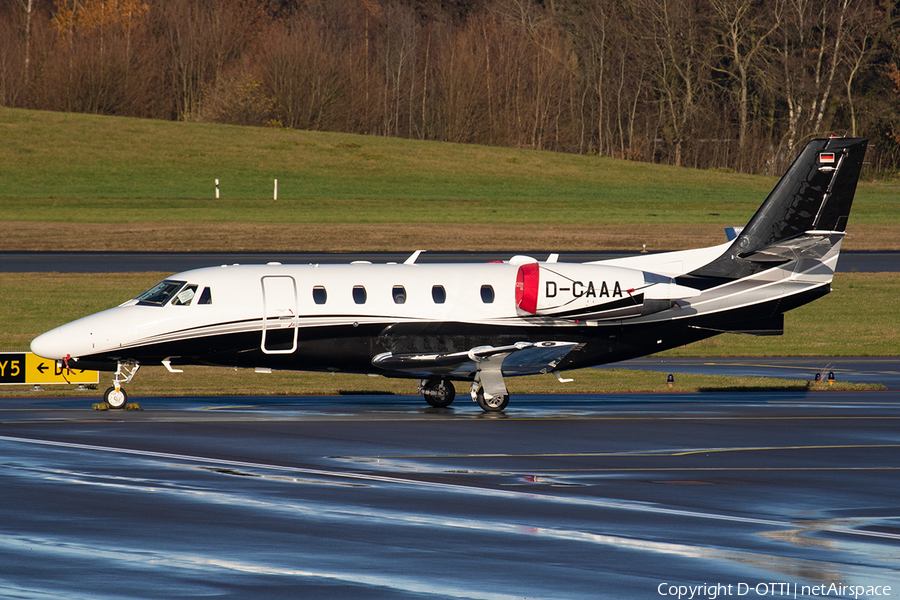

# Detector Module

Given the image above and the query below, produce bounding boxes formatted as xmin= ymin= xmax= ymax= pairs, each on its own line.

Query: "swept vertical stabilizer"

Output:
xmin=689 ymin=137 xmax=867 ymax=280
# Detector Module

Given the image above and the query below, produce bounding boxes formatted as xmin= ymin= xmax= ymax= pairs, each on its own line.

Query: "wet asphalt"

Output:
xmin=1 ymin=391 xmax=898 ymax=599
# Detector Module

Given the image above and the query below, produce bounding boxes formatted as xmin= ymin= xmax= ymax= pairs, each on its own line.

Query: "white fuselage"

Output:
xmin=31 ymin=240 xmax=839 ymax=375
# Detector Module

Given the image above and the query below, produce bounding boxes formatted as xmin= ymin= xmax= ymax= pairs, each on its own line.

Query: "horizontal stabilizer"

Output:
xmin=725 ymin=227 xmax=744 ymax=241
xmin=737 ymin=230 xmax=845 ymax=262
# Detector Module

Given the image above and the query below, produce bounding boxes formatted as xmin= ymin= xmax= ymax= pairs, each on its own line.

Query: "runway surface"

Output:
xmin=1 ymin=250 xmax=897 ymax=273
xmin=1 ymin=391 xmax=898 ymax=599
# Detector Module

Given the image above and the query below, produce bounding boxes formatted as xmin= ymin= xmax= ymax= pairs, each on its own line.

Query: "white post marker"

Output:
xmin=274 ymin=179 xmax=278 ymax=200
xmin=215 ymin=178 xmax=220 ymax=199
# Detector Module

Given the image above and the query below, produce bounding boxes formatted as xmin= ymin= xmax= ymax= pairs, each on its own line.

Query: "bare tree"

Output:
xmin=711 ymin=0 xmax=782 ymax=168
xmin=634 ymin=0 xmax=716 ymax=166
xmin=157 ymin=0 xmax=263 ymax=121
xmin=841 ymin=1 xmax=892 ymax=137
xmin=256 ymin=19 xmax=344 ymax=130
xmin=375 ymin=1 xmax=419 ymax=137
xmin=14 ymin=0 xmax=35 ymax=87
xmin=0 ymin=8 xmax=25 ymax=106
xmin=774 ymin=0 xmax=855 ymax=160
xmin=3 ymin=0 xmax=899 ymax=173
xmin=34 ymin=0 xmax=153 ymax=114
xmin=434 ymin=15 xmax=490 ymax=142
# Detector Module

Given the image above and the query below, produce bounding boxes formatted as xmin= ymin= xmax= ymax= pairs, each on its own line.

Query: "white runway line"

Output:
xmin=3 ymin=434 xmax=899 ymax=542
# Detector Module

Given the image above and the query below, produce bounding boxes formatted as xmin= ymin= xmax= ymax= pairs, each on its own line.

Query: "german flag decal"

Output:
xmin=819 ymin=152 xmax=836 ymax=164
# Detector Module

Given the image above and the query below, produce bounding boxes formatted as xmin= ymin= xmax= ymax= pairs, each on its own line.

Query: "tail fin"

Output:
xmin=690 ymin=137 xmax=867 ymax=280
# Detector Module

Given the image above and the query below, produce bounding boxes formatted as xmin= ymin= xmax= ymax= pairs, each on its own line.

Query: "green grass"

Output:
xmin=2 ymin=107 xmax=897 ymax=228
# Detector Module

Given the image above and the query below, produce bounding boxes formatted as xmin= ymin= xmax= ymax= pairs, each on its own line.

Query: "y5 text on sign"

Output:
xmin=0 ymin=353 xmax=99 ymax=385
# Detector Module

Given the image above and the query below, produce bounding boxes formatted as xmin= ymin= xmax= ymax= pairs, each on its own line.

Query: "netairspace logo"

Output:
xmin=657 ymin=582 xmax=893 ymax=600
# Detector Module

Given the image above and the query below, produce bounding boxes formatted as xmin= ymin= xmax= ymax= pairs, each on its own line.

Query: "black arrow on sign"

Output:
xmin=37 ymin=362 xmax=48 ymax=374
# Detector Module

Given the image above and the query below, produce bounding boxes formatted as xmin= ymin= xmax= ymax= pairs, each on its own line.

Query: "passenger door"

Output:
xmin=261 ymin=276 xmax=298 ymax=354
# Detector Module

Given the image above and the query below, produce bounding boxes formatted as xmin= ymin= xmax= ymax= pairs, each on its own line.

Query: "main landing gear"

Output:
xmin=102 ymin=361 xmax=140 ymax=409
xmin=418 ymin=375 xmax=512 ymax=412
xmin=418 ymin=377 xmax=456 ymax=408
xmin=416 ymin=377 xmax=511 ymax=412
xmin=470 ymin=382 xmax=509 ymax=412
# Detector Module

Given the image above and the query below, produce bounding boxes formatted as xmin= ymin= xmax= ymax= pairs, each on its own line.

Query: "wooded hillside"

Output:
xmin=3 ymin=0 xmax=899 ymax=174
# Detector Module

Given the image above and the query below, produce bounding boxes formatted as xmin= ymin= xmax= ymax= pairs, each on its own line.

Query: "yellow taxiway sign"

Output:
xmin=0 ymin=353 xmax=99 ymax=385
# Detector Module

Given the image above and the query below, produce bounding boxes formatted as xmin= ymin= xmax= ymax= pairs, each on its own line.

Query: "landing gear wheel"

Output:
xmin=419 ymin=377 xmax=456 ymax=408
xmin=474 ymin=386 xmax=509 ymax=412
xmin=104 ymin=386 xmax=128 ymax=409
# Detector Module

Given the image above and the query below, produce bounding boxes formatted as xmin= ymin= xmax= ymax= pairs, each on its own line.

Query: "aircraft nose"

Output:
xmin=31 ymin=328 xmax=67 ymax=360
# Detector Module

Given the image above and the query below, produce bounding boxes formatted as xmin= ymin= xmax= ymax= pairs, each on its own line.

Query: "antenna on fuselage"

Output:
xmin=404 ymin=250 xmax=426 ymax=265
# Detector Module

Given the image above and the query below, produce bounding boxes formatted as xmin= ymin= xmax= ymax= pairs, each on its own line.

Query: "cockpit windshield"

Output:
xmin=135 ymin=280 xmax=186 ymax=306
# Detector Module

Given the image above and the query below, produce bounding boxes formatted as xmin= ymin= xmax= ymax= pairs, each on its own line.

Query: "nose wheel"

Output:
xmin=104 ymin=386 xmax=128 ymax=409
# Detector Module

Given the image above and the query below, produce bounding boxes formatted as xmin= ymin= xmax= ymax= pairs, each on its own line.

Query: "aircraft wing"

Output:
xmin=372 ymin=341 xmax=579 ymax=377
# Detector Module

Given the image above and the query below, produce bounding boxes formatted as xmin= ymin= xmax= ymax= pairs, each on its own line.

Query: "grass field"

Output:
xmin=2 ymin=107 xmax=898 ymax=251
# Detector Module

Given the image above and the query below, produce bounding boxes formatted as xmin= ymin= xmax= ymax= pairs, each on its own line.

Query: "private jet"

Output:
xmin=31 ymin=137 xmax=867 ymax=411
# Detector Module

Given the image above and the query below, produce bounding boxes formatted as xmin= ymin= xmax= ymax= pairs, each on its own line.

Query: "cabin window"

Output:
xmin=432 ymin=285 xmax=446 ymax=304
xmin=353 ymin=286 xmax=367 ymax=304
xmin=480 ymin=285 xmax=495 ymax=303
xmin=135 ymin=280 xmax=186 ymax=306
xmin=198 ymin=287 xmax=212 ymax=305
xmin=312 ymin=286 xmax=327 ymax=305
xmin=171 ymin=284 xmax=198 ymax=306
xmin=392 ymin=286 xmax=407 ymax=304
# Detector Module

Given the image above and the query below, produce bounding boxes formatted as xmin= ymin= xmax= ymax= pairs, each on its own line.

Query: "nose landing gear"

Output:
xmin=101 ymin=361 xmax=140 ymax=410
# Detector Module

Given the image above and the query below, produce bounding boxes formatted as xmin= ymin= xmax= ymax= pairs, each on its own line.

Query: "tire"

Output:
xmin=104 ymin=386 xmax=128 ymax=409
xmin=475 ymin=387 xmax=509 ymax=412
xmin=422 ymin=377 xmax=456 ymax=408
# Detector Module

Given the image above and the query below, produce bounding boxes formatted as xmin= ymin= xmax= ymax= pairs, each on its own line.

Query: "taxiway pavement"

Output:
xmin=1 ymin=391 xmax=898 ymax=599
xmin=1 ymin=250 xmax=897 ymax=273
xmin=604 ymin=356 xmax=900 ymax=390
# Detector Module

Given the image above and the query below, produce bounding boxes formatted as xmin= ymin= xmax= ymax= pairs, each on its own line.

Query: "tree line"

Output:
xmin=3 ymin=0 xmax=899 ymax=174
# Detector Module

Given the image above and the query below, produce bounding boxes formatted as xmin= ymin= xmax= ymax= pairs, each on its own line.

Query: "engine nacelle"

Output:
xmin=515 ymin=262 xmax=698 ymax=321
